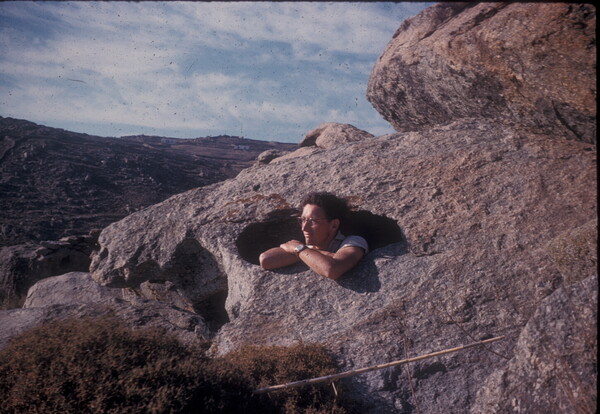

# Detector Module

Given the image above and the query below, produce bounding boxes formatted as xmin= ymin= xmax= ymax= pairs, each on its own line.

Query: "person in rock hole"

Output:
xmin=259 ymin=192 xmax=368 ymax=279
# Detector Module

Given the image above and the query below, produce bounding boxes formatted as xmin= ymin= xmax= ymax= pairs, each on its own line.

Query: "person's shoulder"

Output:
xmin=340 ymin=235 xmax=369 ymax=253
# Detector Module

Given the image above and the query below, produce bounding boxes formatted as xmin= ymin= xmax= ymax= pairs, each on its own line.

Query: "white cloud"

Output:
xmin=0 ymin=1 xmax=433 ymax=142
xmin=175 ymin=2 xmax=409 ymax=55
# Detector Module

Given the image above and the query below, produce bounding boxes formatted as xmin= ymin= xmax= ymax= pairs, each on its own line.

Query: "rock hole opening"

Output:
xmin=236 ymin=208 xmax=403 ymax=265
xmin=341 ymin=210 xmax=404 ymax=251
xmin=236 ymin=209 xmax=303 ymax=265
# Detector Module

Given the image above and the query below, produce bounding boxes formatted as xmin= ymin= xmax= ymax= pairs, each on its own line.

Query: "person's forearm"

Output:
xmin=259 ymin=247 xmax=300 ymax=270
xmin=259 ymin=245 xmax=337 ymax=277
xmin=297 ymin=248 xmax=344 ymax=280
xmin=259 ymin=242 xmax=363 ymax=279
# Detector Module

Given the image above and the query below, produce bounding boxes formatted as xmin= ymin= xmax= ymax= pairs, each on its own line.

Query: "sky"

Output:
xmin=0 ymin=2 xmax=433 ymax=143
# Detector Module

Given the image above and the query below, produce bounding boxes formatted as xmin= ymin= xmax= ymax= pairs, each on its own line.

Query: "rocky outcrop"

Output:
xmin=367 ymin=2 xmax=596 ymax=144
xmin=0 ymin=231 xmax=99 ymax=307
xmin=83 ymin=116 xmax=595 ymax=412
xmin=0 ymin=271 xmax=209 ymax=349
xmin=300 ymin=122 xmax=375 ymax=149
xmin=0 ymin=3 xmax=596 ymax=413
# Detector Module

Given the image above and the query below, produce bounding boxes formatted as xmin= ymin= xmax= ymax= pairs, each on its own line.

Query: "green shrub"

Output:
xmin=0 ymin=316 xmax=352 ymax=413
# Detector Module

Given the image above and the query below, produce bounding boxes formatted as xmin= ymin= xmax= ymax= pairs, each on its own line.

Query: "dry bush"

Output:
xmin=217 ymin=343 xmax=350 ymax=413
xmin=0 ymin=316 xmax=352 ymax=413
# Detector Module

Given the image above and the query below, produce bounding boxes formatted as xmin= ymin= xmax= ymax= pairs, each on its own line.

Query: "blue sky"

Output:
xmin=0 ymin=2 xmax=432 ymax=143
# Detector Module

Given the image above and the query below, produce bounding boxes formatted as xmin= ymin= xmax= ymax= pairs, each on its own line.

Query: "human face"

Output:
xmin=300 ymin=204 xmax=339 ymax=249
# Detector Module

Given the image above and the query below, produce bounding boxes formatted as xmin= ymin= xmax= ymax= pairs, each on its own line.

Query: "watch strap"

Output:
xmin=295 ymin=244 xmax=307 ymax=255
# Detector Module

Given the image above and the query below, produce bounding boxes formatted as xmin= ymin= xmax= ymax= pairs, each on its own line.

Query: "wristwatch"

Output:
xmin=294 ymin=244 xmax=308 ymax=255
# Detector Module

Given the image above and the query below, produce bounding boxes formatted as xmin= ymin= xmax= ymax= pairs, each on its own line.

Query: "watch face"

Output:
xmin=295 ymin=244 xmax=305 ymax=252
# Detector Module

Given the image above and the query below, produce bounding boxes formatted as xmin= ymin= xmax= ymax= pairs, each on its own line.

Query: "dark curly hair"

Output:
xmin=300 ymin=192 xmax=349 ymax=222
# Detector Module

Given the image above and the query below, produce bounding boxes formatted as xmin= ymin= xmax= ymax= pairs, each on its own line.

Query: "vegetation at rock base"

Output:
xmin=0 ymin=316 xmax=351 ymax=413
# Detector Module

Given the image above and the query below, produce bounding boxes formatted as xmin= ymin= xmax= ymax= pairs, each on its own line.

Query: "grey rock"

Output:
xmin=471 ymin=275 xmax=597 ymax=414
xmin=547 ymin=219 xmax=598 ymax=285
xmin=254 ymin=149 xmax=290 ymax=166
xmin=137 ymin=279 xmax=197 ymax=313
xmin=367 ymin=3 xmax=596 ymax=144
xmin=300 ymin=122 xmax=375 ymax=149
xmin=0 ymin=300 xmax=209 ymax=349
xmin=23 ymin=272 xmax=123 ymax=308
xmin=0 ymin=230 xmax=98 ymax=307
xmin=0 ymin=271 xmax=209 ymax=348
xmin=89 ymin=118 xmax=596 ymax=412
xmin=90 ymin=206 xmax=229 ymax=325
xmin=0 ymin=306 xmax=55 ymax=350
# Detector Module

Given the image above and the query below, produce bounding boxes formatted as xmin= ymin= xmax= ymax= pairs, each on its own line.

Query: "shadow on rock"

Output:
xmin=264 ymin=261 xmax=310 ymax=275
xmin=167 ymin=238 xmax=229 ymax=332
xmin=236 ymin=209 xmax=302 ymax=266
xmin=336 ymin=257 xmax=381 ymax=293
xmin=341 ymin=210 xmax=405 ymax=251
xmin=337 ymin=242 xmax=408 ymax=293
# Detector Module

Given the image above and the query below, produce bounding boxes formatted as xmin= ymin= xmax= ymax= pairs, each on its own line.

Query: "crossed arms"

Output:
xmin=259 ymin=240 xmax=365 ymax=280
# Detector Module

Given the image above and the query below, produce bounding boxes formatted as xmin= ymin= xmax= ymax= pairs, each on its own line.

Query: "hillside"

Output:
xmin=119 ymin=133 xmax=294 ymax=173
xmin=0 ymin=117 xmax=295 ymax=246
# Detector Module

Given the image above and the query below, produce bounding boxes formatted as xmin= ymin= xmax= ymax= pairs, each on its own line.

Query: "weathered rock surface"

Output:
xmin=471 ymin=275 xmax=597 ymax=413
xmin=0 ymin=231 xmax=99 ymax=307
xmin=254 ymin=149 xmax=291 ymax=166
xmin=23 ymin=271 xmax=122 ymax=308
xmin=367 ymin=2 xmax=596 ymax=144
xmin=0 ymin=271 xmax=209 ymax=349
xmin=300 ymin=122 xmax=375 ymax=149
xmin=547 ymin=218 xmax=598 ymax=285
xmin=0 ymin=3 xmax=596 ymax=413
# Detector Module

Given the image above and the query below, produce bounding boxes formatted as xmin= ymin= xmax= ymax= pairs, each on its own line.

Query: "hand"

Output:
xmin=279 ymin=240 xmax=303 ymax=255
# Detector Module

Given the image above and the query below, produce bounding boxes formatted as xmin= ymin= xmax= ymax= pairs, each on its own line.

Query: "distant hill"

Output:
xmin=119 ymin=133 xmax=294 ymax=175
xmin=0 ymin=116 xmax=296 ymax=246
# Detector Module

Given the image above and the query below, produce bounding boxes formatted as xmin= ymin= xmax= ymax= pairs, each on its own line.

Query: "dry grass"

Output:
xmin=0 ymin=316 xmax=352 ymax=413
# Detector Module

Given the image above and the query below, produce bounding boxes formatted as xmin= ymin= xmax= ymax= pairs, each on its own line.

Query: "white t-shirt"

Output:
xmin=327 ymin=231 xmax=369 ymax=254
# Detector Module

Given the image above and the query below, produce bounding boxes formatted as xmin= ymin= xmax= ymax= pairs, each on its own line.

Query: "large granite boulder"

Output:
xmin=84 ymin=116 xmax=595 ymax=412
xmin=367 ymin=2 xmax=596 ymax=144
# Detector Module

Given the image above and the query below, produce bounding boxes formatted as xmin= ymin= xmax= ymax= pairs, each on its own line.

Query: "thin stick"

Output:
xmin=254 ymin=336 xmax=505 ymax=394
xmin=438 ymin=302 xmax=509 ymax=360
xmin=403 ymin=337 xmax=422 ymax=414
